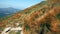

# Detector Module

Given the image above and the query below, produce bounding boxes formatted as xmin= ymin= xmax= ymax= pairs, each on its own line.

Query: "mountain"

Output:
xmin=0 ymin=1 xmax=47 ymax=20
xmin=0 ymin=0 xmax=60 ymax=34
xmin=0 ymin=7 xmax=20 ymax=18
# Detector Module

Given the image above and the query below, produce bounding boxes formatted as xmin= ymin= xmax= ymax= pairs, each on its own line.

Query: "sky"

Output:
xmin=0 ymin=0 xmax=43 ymax=9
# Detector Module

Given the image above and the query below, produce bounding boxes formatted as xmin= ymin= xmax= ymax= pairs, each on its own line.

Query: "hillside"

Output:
xmin=0 ymin=0 xmax=60 ymax=34
xmin=0 ymin=1 xmax=47 ymax=22
xmin=0 ymin=7 xmax=20 ymax=18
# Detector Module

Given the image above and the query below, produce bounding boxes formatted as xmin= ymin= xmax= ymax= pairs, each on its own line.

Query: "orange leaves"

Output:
xmin=0 ymin=1 xmax=60 ymax=34
xmin=50 ymin=18 xmax=60 ymax=32
xmin=48 ymin=6 xmax=60 ymax=32
xmin=50 ymin=18 xmax=57 ymax=32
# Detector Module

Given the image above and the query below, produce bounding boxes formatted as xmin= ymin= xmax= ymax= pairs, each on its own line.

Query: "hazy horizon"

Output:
xmin=0 ymin=0 xmax=43 ymax=9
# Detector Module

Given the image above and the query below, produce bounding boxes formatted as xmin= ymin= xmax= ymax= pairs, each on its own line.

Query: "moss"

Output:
xmin=25 ymin=24 xmax=29 ymax=32
xmin=16 ymin=31 xmax=21 ymax=34
xmin=25 ymin=12 xmax=28 ymax=14
xmin=40 ymin=23 xmax=45 ymax=27
xmin=46 ymin=23 xmax=50 ymax=30
xmin=55 ymin=14 xmax=60 ymax=20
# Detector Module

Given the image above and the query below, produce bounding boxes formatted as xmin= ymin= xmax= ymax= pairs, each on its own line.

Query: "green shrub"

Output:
xmin=25 ymin=24 xmax=29 ymax=32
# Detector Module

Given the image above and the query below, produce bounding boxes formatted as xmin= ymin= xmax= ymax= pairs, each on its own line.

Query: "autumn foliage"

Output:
xmin=0 ymin=0 xmax=60 ymax=34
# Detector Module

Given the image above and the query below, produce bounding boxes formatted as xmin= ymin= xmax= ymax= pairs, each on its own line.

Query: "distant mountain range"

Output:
xmin=0 ymin=7 xmax=20 ymax=18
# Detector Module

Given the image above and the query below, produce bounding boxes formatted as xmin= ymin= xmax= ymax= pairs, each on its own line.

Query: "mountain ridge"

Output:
xmin=0 ymin=7 xmax=20 ymax=18
xmin=0 ymin=0 xmax=60 ymax=34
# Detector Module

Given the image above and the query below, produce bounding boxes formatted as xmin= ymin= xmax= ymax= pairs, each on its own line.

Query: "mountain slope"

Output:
xmin=0 ymin=0 xmax=60 ymax=34
xmin=0 ymin=1 xmax=47 ymax=21
xmin=0 ymin=1 xmax=47 ymax=33
xmin=19 ymin=1 xmax=47 ymax=14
